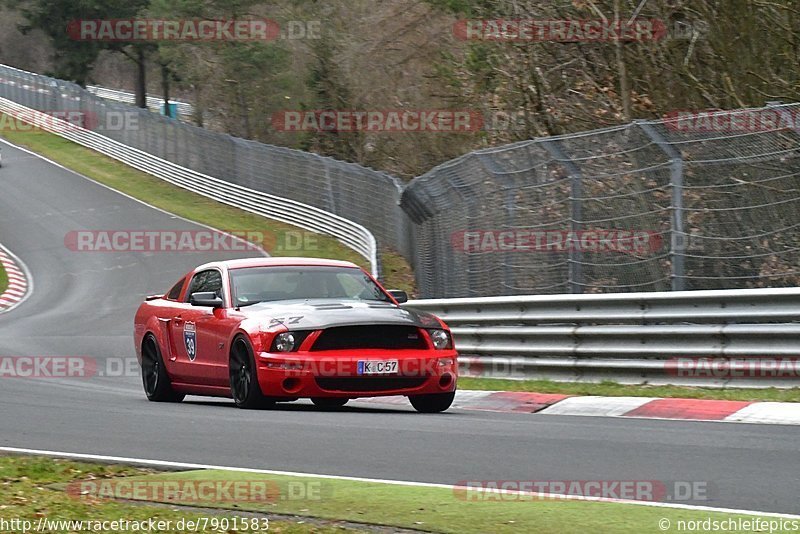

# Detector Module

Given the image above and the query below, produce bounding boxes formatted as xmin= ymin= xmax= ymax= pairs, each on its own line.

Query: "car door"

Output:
xmin=169 ymin=268 xmax=228 ymax=387
xmin=155 ymin=276 xmax=188 ymax=368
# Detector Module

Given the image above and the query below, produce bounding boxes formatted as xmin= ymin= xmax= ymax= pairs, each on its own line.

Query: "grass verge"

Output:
xmin=458 ymin=377 xmax=800 ymax=402
xmin=0 ymin=455 xmax=365 ymax=533
xmin=4 ymin=455 xmax=793 ymax=534
xmin=0 ymin=118 xmax=415 ymax=293
xmin=0 ymin=259 xmax=6 ymax=294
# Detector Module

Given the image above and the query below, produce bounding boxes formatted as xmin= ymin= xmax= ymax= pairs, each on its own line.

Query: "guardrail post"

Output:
xmin=542 ymin=140 xmax=584 ymax=294
xmin=637 ymin=121 xmax=685 ymax=291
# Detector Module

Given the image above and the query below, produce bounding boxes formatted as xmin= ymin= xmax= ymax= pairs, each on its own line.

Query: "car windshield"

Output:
xmin=229 ymin=266 xmax=392 ymax=307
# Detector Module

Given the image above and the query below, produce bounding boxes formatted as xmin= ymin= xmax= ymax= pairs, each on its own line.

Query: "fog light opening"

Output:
xmin=282 ymin=377 xmax=302 ymax=393
xmin=439 ymin=373 xmax=454 ymax=389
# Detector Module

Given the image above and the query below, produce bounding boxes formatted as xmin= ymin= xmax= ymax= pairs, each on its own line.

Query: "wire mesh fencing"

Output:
xmin=2 ymin=63 xmax=800 ymax=299
xmin=401 ymin=106 xmax=800 ymax=297
xmin=0 ymin=64 xmax=411 ymax=274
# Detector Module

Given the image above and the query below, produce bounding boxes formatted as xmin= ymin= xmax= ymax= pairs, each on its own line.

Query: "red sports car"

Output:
xmin=134 ymin=258 xmax=458 ymax=412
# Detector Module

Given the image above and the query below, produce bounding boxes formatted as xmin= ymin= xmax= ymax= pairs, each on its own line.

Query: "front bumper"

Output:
xmin=255 ymin=349 xmax=458 ymax=398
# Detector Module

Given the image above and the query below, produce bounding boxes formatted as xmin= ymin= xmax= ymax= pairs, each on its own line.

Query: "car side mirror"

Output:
xmin=387 ymin=289 xmax=408 ymax=304
xmin=190 ymin=292 xmax=224 ymax=308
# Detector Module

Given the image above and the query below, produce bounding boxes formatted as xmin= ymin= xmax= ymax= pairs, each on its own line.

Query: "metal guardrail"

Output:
xmin=86 ymin=85 xmax=194 ymax=117
xmin=405 ymin=287 xmax=800 ymax=387
xmin=0 ymin=65 xmax=191 ymax=113
xmin=0 ymin=63 xmax=407 ymax=279
xmin=0 ymin=97 xmax=379 ymax=276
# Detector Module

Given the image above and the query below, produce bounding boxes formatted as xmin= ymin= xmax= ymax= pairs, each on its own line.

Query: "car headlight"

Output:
xmin=429 ymin=329 xmax=452 ymax=350
xmin=272 ymin=332 xmax=296 ymax=352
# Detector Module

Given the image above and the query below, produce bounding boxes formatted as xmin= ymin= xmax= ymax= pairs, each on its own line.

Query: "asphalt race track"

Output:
xmin=0 ymin=139 xmax=798 ymax=515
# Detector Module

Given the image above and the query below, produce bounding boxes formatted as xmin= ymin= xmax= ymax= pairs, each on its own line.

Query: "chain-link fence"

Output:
xmin=0 ymin=64 xmax=411 ymax=276
xmin=402 ymin=107 xmax=800 ymax=297
xmin=3 ymin=63 xmax=800 ymax=299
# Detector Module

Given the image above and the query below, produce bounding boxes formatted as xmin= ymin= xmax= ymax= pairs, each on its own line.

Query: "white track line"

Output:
xmin=0 ymin=446 xmax=798 ymax=519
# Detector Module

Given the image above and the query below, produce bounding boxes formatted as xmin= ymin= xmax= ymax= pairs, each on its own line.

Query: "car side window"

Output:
xmin=165 ymin=277 xmax=185 ymax=301
xmin=186 ymin=270 xmax=223 ymax=301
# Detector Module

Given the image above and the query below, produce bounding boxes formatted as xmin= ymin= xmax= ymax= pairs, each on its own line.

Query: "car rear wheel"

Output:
xmin=409 ymin=390 xmax=455 ymax=413
xmin=311 ymin=397 xmax=349 ymax=409
xmin=230 ymin=336 xmax=274 ymax=409
xmin=141 ymin=334 xmax=185 ymax=403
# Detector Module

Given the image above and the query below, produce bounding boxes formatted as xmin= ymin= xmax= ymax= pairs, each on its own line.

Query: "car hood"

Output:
xmin=238 ymin=299 xmax=443 ymax=330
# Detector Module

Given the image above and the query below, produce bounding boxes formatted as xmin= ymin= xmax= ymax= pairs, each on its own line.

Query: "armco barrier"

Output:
xmin=87 ymin=85 xmax=193 ymax=117
xmin=405 ymin=287 xmax=800 ymax=387
xmin=0 ymin=97 xmax=378 ymax=276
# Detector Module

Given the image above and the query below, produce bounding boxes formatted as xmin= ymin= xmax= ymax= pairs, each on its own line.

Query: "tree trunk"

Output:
xmin=237 ymin=86 xmax=251 ymax=138
xmin=615 ymin=0 xmax=633 ymax=121
xmin=161 ymin=63 xmax=171 ymax=118
xmin=134 ymin=47 xmax=147 ymax=109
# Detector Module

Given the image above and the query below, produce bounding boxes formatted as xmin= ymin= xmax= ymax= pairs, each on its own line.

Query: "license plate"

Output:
xmin=357 ymin=360 xmax=398 ymax=375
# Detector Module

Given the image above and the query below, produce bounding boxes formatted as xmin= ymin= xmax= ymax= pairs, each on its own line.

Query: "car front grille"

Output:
xmin=315 ymin=376 xmax=428 ymax=392
xmin=311 ymin=325 xmax=427 ymax=351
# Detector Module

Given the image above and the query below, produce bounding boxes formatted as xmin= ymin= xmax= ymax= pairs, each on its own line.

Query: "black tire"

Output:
xmin=311 ymin=397 xmax=348 ymax=409
xmin=409 ymin=390 xmax=455 ymax=413
xmin=141 ymin=334 xmax=185 ymax=403
xmin=230 ymin=335 xmax=274 ymax=409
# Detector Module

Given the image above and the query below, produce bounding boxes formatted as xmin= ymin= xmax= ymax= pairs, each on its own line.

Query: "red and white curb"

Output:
xmin=539 ymin=395 xmax=800 ymax=425
xmin=356 ymin=390 xmax=800 ymax=425
xmin=0 ymin=244 xmax=30 ymax=312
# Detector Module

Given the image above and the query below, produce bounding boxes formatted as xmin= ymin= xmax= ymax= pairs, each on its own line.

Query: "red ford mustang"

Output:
xmin=134 ymin=258 xmax=458 ymax=412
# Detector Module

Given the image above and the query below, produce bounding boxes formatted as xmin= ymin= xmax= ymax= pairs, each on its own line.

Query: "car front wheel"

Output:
xmin=409 ymin=390 xmax=455 ymax=413
xmin=230 ymin=335 xmax=274 ymax=409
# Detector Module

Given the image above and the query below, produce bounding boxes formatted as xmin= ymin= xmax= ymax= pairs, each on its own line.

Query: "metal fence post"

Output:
xmin=542 ymin=140 xmax=584 ymax=294
xmin=637 ymin=121 xmax=685 ymax=291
